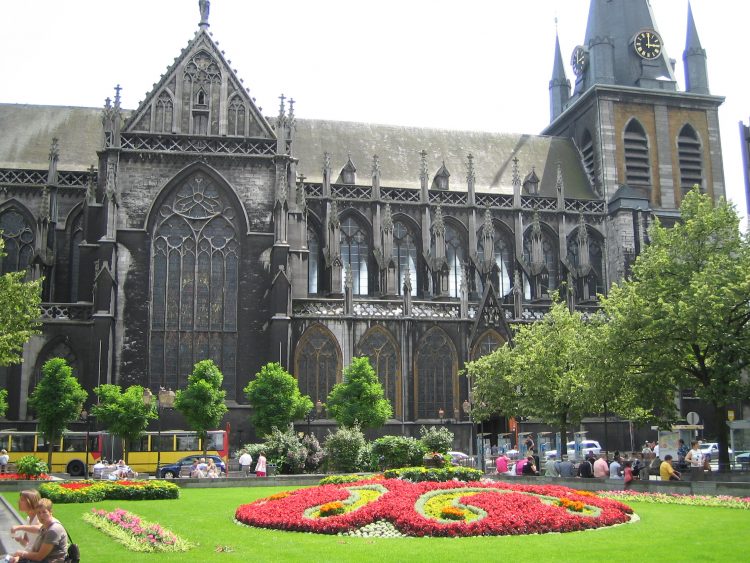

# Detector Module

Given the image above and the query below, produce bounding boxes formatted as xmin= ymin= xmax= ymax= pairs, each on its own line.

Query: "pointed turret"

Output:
xmin=683 ymin=1 xmax=709 ymax=95
xmin=549 ymin=31 xmax=570 ymax=121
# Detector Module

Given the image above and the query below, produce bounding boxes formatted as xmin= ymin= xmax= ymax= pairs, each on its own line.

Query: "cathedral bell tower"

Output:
xmin=544 ymin=0 xmax=725 ymax=283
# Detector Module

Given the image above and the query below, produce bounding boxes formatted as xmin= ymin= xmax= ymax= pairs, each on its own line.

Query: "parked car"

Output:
xmin=157 ymin=455 xmax=227 ymax=478
xmin=735 ymin=452 xmax=750 ymax=467
xmin=448 ymin=451 xmax=473 ymax=466
xmin=699 ymin=442 xmax=732 ymax=460
xmin=544 ymin=440 xmax=602 ymax=459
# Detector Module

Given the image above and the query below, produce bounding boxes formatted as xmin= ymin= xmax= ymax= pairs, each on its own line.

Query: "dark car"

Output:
xmin=157 ymin=455 xmax=227 ymax=478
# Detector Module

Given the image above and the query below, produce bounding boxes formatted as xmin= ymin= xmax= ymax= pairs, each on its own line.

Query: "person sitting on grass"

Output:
xmin=659 ymin=454 xmax=681 ymax=481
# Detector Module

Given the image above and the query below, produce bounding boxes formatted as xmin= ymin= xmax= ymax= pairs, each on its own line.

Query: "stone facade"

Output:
xmin=0 ymin=1 xmax=727 ymax=446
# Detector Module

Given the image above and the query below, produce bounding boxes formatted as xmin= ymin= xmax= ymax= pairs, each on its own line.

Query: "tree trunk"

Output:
xmin=559 ymin=415 xmax=568 ymax=457
xmin=202 ymin=432 xmax=208 ymax=458
xmin=47 ymin=440 xmax=54 ymax=474
xmin=713 ymin=402 xmax=731 ymax=473
xmin=123 ymin=437 xmax=129 ymax=466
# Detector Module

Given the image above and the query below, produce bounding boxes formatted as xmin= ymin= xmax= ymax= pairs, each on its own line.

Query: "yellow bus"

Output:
xmin=0 ymin=428 xmax=229 ymax=477
xmin=0 ymin=430 xmax=101 ymax=476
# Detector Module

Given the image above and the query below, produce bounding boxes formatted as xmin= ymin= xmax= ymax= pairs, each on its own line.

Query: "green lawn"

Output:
xmin=4 ymin=487 xmax=750 ymax=562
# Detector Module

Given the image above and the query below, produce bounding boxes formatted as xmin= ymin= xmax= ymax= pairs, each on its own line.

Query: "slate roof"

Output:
xmin=0 ymin=104 xmax=597 ymax=199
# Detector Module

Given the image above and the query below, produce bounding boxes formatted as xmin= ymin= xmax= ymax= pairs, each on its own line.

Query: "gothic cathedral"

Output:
xmin=0 ymin=1 xmax=724 ymax=442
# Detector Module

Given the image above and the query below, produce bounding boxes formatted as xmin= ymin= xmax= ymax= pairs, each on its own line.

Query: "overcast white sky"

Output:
xmin=3 ymin=0 xmax=748 ymax=220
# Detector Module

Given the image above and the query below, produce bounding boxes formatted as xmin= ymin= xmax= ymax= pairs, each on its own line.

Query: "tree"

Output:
xmin=244 ymin=362 xmax=312 ymax=437
xmin=326 ymin=356 xmax=393 ymax=429
xmin=0 ymin=237 xmax=42 ymax=367
xmin=0 ymin=389 xmax=7 ymax=419
xmin=465 ymin=299 xmax=597 ymax=455
xmin=174 ymin=359 xmax=228 ymax=456
xmin=28 ymin=358 xmax=87 ymax=469
xmin=91 ymin=384 xmax=156 ymax=464
xmin=600 ymin=188 xmax=750 ymax=472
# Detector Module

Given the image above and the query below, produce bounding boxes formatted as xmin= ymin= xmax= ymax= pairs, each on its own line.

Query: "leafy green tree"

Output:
xmin=28 ymin=358 xmax=87 ymax=469
xmin=326 ymin=356 xmax=393 ymax=429
xmin=371 ymin=435 xmax=426 ymax=469
xmin=91 ymin=384 xmax=156 ymax=464
xmin=465 ymin=299 xmax=595 ymax=456
xmin=600 ymin=189 xmax=750 ymax=472
xmin=0 ymin=237 xmax=42 ymax=367
xmin=323 ymin=424 xmax=367 ymax=472
xmin=174 ymin=359 xmax=228 ymax=456
xmin=244 ymin=362 xmax=313 ymax=437
xmin=418 ymin=425 xmax=455 ymax=454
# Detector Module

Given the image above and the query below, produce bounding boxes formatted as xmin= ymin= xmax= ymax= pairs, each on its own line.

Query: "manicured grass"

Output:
xmin=4 ymin=487 xmax=750 ymax=562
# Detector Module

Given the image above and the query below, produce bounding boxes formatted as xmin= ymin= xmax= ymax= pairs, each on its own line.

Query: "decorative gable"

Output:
xmin=124 ymin=30 xmax=274 ymax=139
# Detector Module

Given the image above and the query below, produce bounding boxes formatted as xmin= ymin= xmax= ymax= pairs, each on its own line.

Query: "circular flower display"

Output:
xmin=235 ymin=479 xmax=633 ymax=537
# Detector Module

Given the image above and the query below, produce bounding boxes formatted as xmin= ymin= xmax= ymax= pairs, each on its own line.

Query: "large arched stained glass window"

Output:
xmin=416 ymin=328 xmax=457 ymax=419
xmin=340 ymin=216 xmax=369 ymax=295
xmin=149 ymin=172 xmax=239 ymax=396
xmin=295 ymin=325 xmax=341 ymax=404
xmin=0 ymin=208 xmax=34 ymax=275
xmin=357 ymin=326 xmax=400 ymax=418
xmin=393 ymin=221 xmax=417 ymax=296
xmin=445 ymin=225 xmax=464 ymax=298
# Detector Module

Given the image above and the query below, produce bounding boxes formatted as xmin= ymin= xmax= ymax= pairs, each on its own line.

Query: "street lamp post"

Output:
xmin=80 ymin=410 xmax=94 ymax=479
xmin=463 ymin=399 xmax=473 ymax=465
xmin=306 ymin=399 xmax=324 ymax=436
xmin=143 ymin=387 xmax=175 ymax=478
xmin=438 ymin=408 xmax=444 ymax=425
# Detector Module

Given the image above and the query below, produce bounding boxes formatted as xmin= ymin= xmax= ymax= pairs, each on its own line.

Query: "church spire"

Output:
xmin=549 ymin=27 xmax=570 ymax=121
xmin=198 ymin=0 xmax=210 ymax=30
xmin=683 ymin=1 xmax=709 ymax=95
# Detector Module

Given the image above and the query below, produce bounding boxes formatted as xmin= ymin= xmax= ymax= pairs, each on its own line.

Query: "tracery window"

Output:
xmin=69 ymin=213 xmax=83 ymax=302
xmin=393 ymin=221 xmax=417 ymax=296
xmin=295 ymin=325 xmax=341 ymax=404
xmin=155 ymin=92 xmax=174 ymax=133
xmin=0 ymin=208 xmax=34 ymax=274
xmin=471 ymin=330 xmax=504 ymax=360
xmin=357 ymin=327 xmax=400 ymax=417
xmin=340 ymin=217 xmax=369 ymax=295
xmin=308 ymin=227 xmax=320 ymax=294
xmin=678 ymin=124 xmax=703 ymax=197
xmin=416 ymin=328 xmax=456 ymax=419
xmin=149 ymin=172 xmax=239 ymax=396
xmin=228 ymin=96 xmax=246 ymax=137
xmin=445 ymin=225 xmax=464 ymax=298
xmin=566 ymin=227 xmax=605 ymax=299
xmin=477 ymin=230 xmax=514 ymax=297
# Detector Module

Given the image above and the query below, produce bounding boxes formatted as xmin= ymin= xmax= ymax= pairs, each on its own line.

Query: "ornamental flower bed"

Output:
xmin=84 ymin=508 xmax=192 ymax=552
xmin=39 ymin=480 xmax=179 ymax=503
xmin=599 ymin=490 xmax=750 ymax=509
xmin=235 ymin=478 xmax=634 ymax=537
xmin=0 ymin=473 xmax=51 ymax=481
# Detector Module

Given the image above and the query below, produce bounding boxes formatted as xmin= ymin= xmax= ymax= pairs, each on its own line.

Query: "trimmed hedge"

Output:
xmin=383 ymin=466 xmax=483 ymax=482
xmin=318 ymin=474 xmax=373 ymax=486
xmin=39 ymin=480 xmax=180 ymax=503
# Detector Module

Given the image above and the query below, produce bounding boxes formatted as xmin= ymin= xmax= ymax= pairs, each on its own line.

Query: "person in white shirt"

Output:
xmin=238 ymin=451 xmax=253 ymax=476
xmin=685 ymin=441 xmax=704 ymax=481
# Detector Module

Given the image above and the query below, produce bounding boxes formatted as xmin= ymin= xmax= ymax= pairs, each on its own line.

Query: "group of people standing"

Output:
xmin=3 ymin=490 xmax=68 ymax=563
xmin=238 ymin=450 xmax=267 ymax=477
xmin=660 ymin=440 xmax=708 ymax=481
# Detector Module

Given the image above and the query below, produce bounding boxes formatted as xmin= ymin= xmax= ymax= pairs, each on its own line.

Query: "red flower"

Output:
xmin=235 ymin=479 xmax=633 ymax=537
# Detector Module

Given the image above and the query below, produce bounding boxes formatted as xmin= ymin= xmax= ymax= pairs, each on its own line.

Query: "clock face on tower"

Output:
xmin=570 ymin=45 xmax=588 ymax=76
xmin=634 ymin=30 xmax=662 ymax=59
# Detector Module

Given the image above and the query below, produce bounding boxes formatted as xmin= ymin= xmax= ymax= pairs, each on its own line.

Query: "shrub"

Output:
xmin=39 ymin=480 xmax=180 ymax=503
xmin=371 ymin=435 xmax=426 ymax=470
xmin=324 ymin=425 xmax=367 ymax=473
xmin=263 ymin=425 xmax=307 ymax=474
xmin=318 ymin=474 xmax=371 ymax=486
xmin=418 ymin=425 xmax=454 ymax=454
xmin=301 ymin=433 xmax=325 ymax=472
xmin=383 ymin=465 xmax=483 ymax=482
xmin=15 ymin=455 xmax=48 ymax=478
